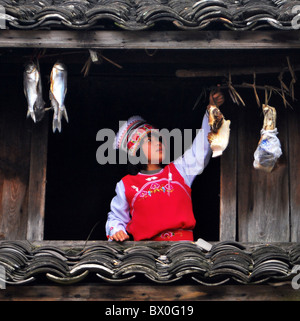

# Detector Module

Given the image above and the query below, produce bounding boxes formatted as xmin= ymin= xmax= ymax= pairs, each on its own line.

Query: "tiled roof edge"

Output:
xmin=0 ymin=0 xmax=299 ymax=31
xmin=0 ymin=240 xmax=299 ymax=286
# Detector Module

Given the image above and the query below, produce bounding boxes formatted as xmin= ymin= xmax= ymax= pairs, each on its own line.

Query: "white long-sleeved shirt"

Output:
xmin=105 ymin=112 xmax=212 ymax=239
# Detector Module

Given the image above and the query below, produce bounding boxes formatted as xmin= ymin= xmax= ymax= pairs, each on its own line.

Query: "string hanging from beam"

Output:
xmin=190 ymin=57 xmax=297 ymax=110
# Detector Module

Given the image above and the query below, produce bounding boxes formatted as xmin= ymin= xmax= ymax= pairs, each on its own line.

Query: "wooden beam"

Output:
xmin=0 ymin=30 xmax=299 ymax=50
xmin=176 ymin=64 xmax=300 ymax=78
xmin=0 ymin=283 xmax=299 ymax=301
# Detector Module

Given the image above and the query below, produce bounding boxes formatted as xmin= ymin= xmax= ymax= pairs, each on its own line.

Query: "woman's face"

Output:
xmin=140 ymin=132 xmax=165 ymax=165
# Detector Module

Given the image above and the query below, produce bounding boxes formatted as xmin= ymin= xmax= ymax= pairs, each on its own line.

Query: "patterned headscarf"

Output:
xmin=113 ymin=116 xmax=159 ymax=156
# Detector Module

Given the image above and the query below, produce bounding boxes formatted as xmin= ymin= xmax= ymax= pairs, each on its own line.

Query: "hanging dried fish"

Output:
xmin=207 ymin=105 xmax=231 ymax=158
xmin=253 ymin=104 xmax=282 ymax=172
xmin=50 ymin=61 xmax=68 ymax=133
xmin=23 ymin=60 xmax=45 ymax=123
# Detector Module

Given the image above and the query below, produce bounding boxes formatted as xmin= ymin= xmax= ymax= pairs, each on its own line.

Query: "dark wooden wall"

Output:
xmin=0 ymin=86 xmax=30 ymax=239
xmin=289 ymin=102 xmax=300 ymax=242
xmin=220 ymin=84 xmax=300 ymax=242
xmin=0 ymin=71 xmax=47 ymax=240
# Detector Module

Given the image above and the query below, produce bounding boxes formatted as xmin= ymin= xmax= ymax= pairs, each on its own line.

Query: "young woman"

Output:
xmin=106 ymin=90 xmax=224 ymax=242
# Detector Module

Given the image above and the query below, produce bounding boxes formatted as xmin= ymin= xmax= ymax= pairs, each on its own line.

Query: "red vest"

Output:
xmin=122 ymin=163 xmax=196 ymax=241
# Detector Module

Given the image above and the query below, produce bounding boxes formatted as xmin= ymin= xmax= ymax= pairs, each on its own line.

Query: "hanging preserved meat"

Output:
xmin=207 ymin=105 xmax=231 ymax=158
xmin=253 ymin=104 xmax=282 ymax=172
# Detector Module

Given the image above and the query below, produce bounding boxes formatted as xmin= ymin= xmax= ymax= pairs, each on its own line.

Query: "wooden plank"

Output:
xmin=26 ymin=115 xmax=49 ymax=240
xmin=28 ymin=240 xmax=295 ymax=248
xmin=0 ymin=97 xmax=31 ymax=239
xmin=0 ymin=102 xmax=5 ymax=240
xmin=30 ymin=240 xmax=178 ymax=253
xmin=29 ymin=241 xmax=296 ymax=252
xmin=0 ymin=283 xmax=298 ymax=301
xmin=237 ymin=103 xmax=290 ymax=242
xmin=0 ymin=180 xmax=27 ymax=239
xmin=288 ymin=102 xmax=300 ymax=242
xmin=176 ymin=64 xmax=300 ymax=78
xmin=0 ymin=30 xmax=299 ymax=49
xmin=220 ymin=103 xmax=237 ymax=241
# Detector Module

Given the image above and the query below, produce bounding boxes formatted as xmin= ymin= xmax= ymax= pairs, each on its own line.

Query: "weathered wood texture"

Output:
xmin=176 ymin=64 xmax=300 ymax=78
xmin=220 ymin=103 xmax=237 ymax=241
xmin=238 ymin=102 xmax=289 ymax=242
xmin=29 ymin=240 xmax=295 ymax=250
xmin=0 ymin=30 xmax=299 ymax=49
xmin=0 ymin=86 xmax=48 ymax=240
xmin=288 ymin=106 xmax=300 ymax=242
xmin=27 ymin=115 xmax=48 ymax=240
xmin=0 ymin=85 xmax=31 ymax=239
xmin=220 ymin=94 xmax=300 ymax=242
xmin=0 ymin=283 xmax=298 ymax=301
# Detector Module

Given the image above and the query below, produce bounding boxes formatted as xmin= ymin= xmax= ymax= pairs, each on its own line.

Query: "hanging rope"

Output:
xmin=227 ymin=72 xmax=245 ymax=106
xmin=287 ymin=56 xmax=296 ymax=102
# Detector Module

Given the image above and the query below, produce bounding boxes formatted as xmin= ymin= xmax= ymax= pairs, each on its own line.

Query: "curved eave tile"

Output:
xmin=0 ymin=240 xmax=298 ymax=286
xmin=0 ymin=0 xmax=298 ymax=31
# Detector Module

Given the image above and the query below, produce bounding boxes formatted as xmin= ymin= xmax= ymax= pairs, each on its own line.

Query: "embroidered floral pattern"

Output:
xmin=159 ymin=230 xmax=183 ymax=239
xmin=139 ymin=183 xmax=174 ymax=199
xmin=106 ymin=226 xmax=114 ymax=239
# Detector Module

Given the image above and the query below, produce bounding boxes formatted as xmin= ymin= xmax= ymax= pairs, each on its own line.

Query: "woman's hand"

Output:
xmin=110 ymin=230 xmax=130 ymax=242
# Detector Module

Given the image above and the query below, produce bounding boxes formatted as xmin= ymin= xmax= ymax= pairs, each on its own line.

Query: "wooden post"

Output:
xmin=220 ymin=103 xmax=237 ymax=241
xmin=288 ymin=104 xmax=300 ymax=242
xmin=27 ymin=115 xmax=49 ymax=240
